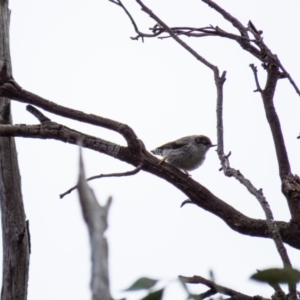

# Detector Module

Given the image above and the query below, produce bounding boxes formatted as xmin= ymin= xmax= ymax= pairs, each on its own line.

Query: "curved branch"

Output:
xmin=0 ymin=122 xmax=299 ymax=249
xmin=0 ymin=79 xmax=141 ymax=152
xmin=261 ymin=65 xmax=290 ymax=179
xmin=60 ymin=163 xmax=144 ymax=198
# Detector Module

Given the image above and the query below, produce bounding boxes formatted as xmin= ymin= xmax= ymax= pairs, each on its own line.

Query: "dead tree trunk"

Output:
xmin=0 ymin=1 xmax=29 ymax=299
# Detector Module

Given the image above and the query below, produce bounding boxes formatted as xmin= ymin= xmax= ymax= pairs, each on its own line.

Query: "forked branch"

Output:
xmin=0 ymin=111 xmax=299 ymax=250
xmin=179 ymin=275 xmax=252 ymax=300
xmin=0 ymin=78 xmax=141 ymax=152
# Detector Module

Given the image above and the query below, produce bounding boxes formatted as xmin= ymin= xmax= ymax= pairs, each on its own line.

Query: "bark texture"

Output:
xmin=0 ymin=1 xmax=29 ymax=299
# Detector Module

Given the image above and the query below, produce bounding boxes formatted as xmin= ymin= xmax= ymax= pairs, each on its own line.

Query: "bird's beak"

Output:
xmin=210 ymin=144 xmax=217 ymax=147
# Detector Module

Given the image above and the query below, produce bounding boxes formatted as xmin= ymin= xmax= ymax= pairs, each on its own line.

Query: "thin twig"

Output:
xmin=248 ymin=20 xmax=263 ymax=36
xmin=248 ymin=20 xmax=300 ymax=97
xmin=199 ymin=4 xmax=297 ymax=294
xmin=171 ymin=1 xmax=300 ymax=97
xmin=179 ymin=275 xmax=252 ymax=300
xmin=135 ymin=0 xmax=217 ymax=72
xmin=60 ymin=163 xmax=144 ymax=198
xmin=215 ymin=58 xmax=294 ymax=287
xmin=151 ymin=25 xmax=248 ymax=42
xmin=112 ymin=0 xmax=300 ymax=97
xmin=276 ymin=62 xmax=300 ymax=96
xmin=109 ymin=0 xmax=159 ymax=41
xmin=180 ymin=199 xmax=194 ymax=207
xmin=249 ymin=64 xmax=262 ymax=92
xmin=201 ymin=0 xmax=249 ymax=38
xmin=198 ymin=289 xmax=217 ymax=300
xmin=26 ymin=105 xmax=51 ymax=123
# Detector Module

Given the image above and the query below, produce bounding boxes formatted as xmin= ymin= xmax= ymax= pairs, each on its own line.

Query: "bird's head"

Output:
xmin=195 ymin=135 xmax=216 ymax=151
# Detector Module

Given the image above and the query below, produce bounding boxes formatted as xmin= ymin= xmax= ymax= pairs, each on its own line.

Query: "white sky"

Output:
xmin=2 ymin=0 xmax=300 ymax=299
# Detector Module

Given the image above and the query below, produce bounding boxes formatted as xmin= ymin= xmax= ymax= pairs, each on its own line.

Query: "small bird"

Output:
xmin=151 ymin=135 xmax=216 ymax=175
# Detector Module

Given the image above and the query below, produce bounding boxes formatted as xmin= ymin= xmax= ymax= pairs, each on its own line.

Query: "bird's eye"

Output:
xmin=201 ymin=139 xmax=208 ymax=144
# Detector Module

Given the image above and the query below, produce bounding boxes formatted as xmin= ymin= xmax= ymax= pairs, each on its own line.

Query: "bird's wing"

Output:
xmin=158 ymin=136 xmax=190 ymax=150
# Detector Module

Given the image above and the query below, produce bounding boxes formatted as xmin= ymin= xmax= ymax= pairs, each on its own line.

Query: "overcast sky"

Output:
xmin=3 ymin=1 xmax=300 ymax=299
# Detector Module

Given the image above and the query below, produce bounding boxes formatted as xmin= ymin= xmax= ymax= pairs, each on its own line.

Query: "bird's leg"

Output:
xmin=158 ymin=157 xmax=167 ymax=166
xmin=183 ymin=170 xmax=191 ymax=178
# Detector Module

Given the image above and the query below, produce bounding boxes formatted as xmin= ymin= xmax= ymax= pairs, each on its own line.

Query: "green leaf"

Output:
xmin=250 ymin=268 xmax=300 ymax=284
xmin=124 ymin=277 xmax=158 ymax=291
xmin=140 ymin=288 xmax=164 ymax=300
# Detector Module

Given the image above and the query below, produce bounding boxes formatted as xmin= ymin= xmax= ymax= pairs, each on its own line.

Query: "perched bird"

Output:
xmin=151 ymin=135 xmax=216 ymax=175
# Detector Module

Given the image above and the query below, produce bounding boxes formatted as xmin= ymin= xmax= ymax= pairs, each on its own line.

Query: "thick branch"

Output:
xmin=0 ymin=79 xmax=141 ymax=152
xmin=0 ymin=122 xmax=299 ymax=249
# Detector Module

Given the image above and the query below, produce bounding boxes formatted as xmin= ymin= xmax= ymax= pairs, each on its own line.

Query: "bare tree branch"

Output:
xmin=0 ymin=121 xmax=299 ymax=249
xmin=215 ymin=62 xmax=294 ymax=284
xmin=0 ymin=0 xmax=298 ymax=299
xmin=60 ymin=163 xmax=144 ymax=199
xmin=179 ymin=275 xmax=252 ymax=300
xmin=26 ymin=104 xmax=51 ymax=123
xmin=0 ymin=79 xmax=141 ymax=152
xmin=110 ymin=0 xmax=300 ymax=265
xmin=261 ymin=65 xmax=290 ymax=179
xmin=257 ymin=62 xmax=300 ymax=223
xmin=201 ymin=0 xmax=249 ymax=38
xmin=202 ymin=0 xmax=300 ymax=97
xmin=77 ymin=149 xmax=113 ymax=300
xmin=0 ymin=6 xmax=300 ymax=299
xmin=0 ymin=0 xmax=298 ymax=252
xmin=249 ymin=64 xmax=263 ymax=93
xmin=110 ymin=0 xmax=300 ymax=97
xmin=134 ymin=0 xmax=217 ymax=72
xmin=21 ymin=105 xmax=144 ymax=199
xmin=109 ymin=0 xmax=159 ymax=41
